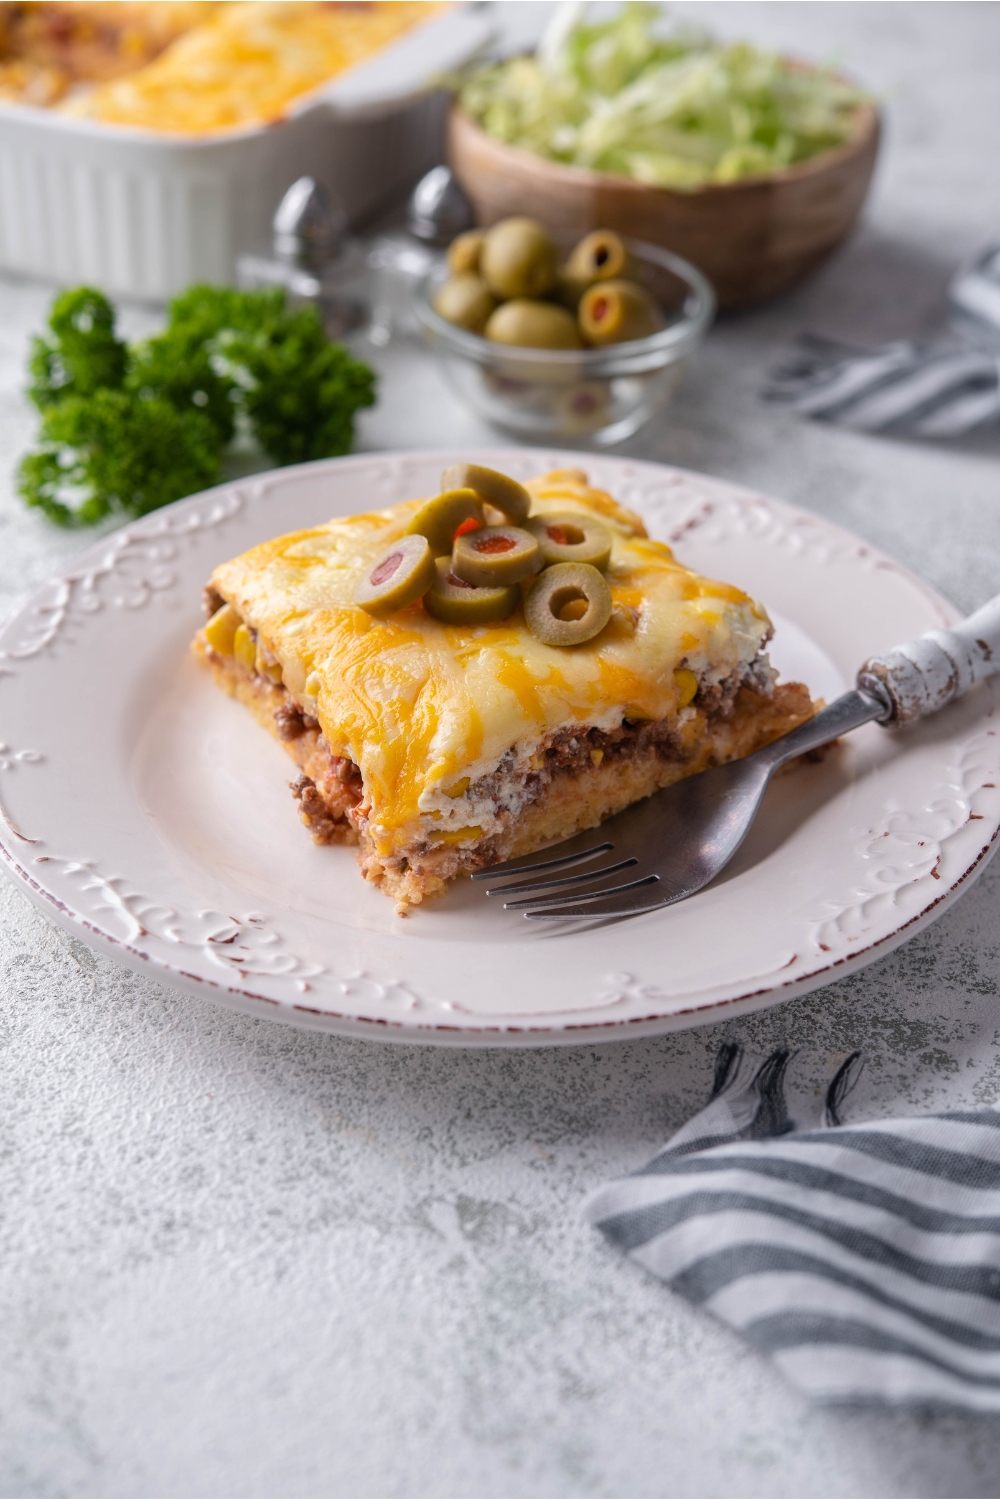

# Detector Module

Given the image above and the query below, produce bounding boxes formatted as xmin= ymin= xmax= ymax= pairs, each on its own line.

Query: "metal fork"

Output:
xmin=473 ymin=593 xmax=1000 ymax=921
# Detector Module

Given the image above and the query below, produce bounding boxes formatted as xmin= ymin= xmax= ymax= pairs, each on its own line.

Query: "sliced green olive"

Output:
xmin=447 ymin=229 xmax=485 ymax=275
xmin=432 ymin=273 xmax=496 ymax=333
xmin=565 ymin=229 xmax=632 ymax=285
xmin=485 ymin=298 xmax=582 ymax=350
xmin=479 ymin=217 xmax=558 ymax=299
xmin=439 ymin=463 xmax=531 ymax=525
xmin=525 ymin=511 xmax=613 ymax=571
xmin=354 ymin=533 xmax=436 ymax=617
xmin=452 ymin=525 xmax=540 ymax=587
xmin=579 ymin=279 xmax=664 ymax=346
xmin=524 ymin=563 xmax=613 ymax=646
xmin=405 ymin=488 xmax=485 ymax=556
xmin=424 ymin=557 xmax=519 ymax=625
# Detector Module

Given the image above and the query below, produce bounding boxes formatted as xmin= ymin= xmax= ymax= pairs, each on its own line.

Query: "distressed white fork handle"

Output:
xmin=475 ymin=591 xmax=1000 ymax=921
xmin=858 ymin=591 xmax=1000 ymax=724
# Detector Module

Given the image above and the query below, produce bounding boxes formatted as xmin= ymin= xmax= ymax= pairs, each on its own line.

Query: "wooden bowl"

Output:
xmin=447 ymin=101 xmax=880 ymax=313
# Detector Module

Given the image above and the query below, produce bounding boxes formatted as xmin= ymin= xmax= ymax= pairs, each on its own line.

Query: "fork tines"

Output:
xmin=509 ymin=872 xmax=662 ymax=915
xmin=476 ymin=833 xmax=668 ymax=919
xmin=471 ymin=839 xmax=613 ymax=886
xmin=521 ymin=879 xmax=669 ymax=920
xmin=484 ymin=854 xmax=637 ymax=900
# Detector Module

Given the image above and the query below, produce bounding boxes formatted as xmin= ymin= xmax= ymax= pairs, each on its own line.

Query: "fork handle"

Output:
xmin=765 ymin=687 xmax=885 ymax=768
xmin=856 ymin=591 xmax=1000 ymax=726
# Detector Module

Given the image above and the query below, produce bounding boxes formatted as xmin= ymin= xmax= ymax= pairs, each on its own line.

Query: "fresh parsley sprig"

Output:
xmin=20 ymin=284 xmax=377 ymax=526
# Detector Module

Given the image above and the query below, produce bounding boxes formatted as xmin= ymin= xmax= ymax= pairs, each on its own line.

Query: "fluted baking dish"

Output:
xmin=0 ymin=5 xmax=491 ymax=302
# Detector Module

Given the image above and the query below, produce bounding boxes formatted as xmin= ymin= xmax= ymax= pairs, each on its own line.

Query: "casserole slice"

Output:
xmin=193 ymin=468 xmax=814 ymax=912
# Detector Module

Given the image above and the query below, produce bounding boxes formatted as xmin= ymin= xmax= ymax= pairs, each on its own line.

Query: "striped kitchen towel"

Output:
xmin=765 ymin=245 xmax=1000 ymax=436
xmin=585 ymin=1044 xmax=1000 ymax=1411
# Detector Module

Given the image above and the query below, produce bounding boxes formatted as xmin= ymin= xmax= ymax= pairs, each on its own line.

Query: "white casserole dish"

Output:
xmin=0 ymin=5 xmax=493 ymax=302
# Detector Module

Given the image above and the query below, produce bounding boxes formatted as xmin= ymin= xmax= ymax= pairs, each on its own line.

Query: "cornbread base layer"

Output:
xmin=194 ymin=637 xmax=813 ymax=913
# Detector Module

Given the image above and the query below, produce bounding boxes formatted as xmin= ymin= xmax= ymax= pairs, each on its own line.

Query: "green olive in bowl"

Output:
xmin=579 ymin=279 xmax=664 ymax=346
xmin=566 ymin=229 xmax=633 ymax=285
xmin=433 ymin=273 xmax=496 ymax=334
xmin=479 ymin=217 xmax=558 ymax=300
xmin=447 ymin=229 xmax=485 ymax=275
xmin=559 ymin=229 xmax=635 ymax=308
xmin=485 ymin=299 xmax=582 ymax=350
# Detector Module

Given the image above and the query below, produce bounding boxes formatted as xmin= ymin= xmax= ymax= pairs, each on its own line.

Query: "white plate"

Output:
xmin=2 ymin=450 xmax=998 ymax=1046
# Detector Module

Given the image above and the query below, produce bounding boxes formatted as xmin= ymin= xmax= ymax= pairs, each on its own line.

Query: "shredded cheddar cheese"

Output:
xmin=208 ymin=471 xmax=773 ymax=854
xmin=61 ymin=1 xmax=445 ymax=135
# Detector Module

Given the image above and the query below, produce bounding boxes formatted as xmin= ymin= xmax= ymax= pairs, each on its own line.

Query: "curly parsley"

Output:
xmin=20 ymin=284 xmax=376 ymax=526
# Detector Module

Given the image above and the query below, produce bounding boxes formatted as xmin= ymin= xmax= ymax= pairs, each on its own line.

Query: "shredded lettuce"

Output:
xmin=459 ymin=3 xmax=868 ymax=189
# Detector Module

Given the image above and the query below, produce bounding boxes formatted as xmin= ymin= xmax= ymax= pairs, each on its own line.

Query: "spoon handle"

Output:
xmin=857 ymin=592 xmax=1000 ymax=725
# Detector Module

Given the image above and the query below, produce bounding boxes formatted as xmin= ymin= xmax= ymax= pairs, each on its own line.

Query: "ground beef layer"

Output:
xmin=194 ymin=634 xmax=814 ymax=913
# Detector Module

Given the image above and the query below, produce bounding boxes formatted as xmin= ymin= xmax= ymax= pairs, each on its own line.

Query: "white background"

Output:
xmin=3 ymin=4 xmax=1000 ymax=1495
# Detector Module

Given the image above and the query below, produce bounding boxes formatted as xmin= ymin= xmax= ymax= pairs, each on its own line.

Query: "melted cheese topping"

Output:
xmin=210 ymin=471 xmax=772 ymax=853
xmin=61 ymin=1 xmax=443 ymax=135
xmin=0 ymin=2 xmax=219 ymax=105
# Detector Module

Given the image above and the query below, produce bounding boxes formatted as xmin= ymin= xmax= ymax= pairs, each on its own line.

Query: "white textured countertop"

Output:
xmin=4 ymin=5 xmax=1000 ymax=1495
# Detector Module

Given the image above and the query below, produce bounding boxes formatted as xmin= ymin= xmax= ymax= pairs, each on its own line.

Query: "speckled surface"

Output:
xmin=3 ymin=4 xmax=1000 ymax=1495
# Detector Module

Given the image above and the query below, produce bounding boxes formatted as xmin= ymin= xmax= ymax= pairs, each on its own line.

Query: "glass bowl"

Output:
xmin=413 ymin=239 xmax=715 ymax=446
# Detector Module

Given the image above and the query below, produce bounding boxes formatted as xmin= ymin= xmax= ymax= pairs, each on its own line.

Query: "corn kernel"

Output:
xmin=443 ymin=777 xmax=470 ymax=798
xmin=608 ymin=602 xmax=637 ymax=636
xmin=674 ymin=667 xmax=698 ymax=708
xmin=302 ymin=669 xmax=322 ymax=713
xmin=430 ymin=825 xmax=483 ymax=845
xmin=204 ymin=603 xmax=240 ymax=656
xmin=590 ymin=748 xmax=604 ymax=767
xmin=233 ymin=623 xmax=257 ymax=673
xmin=255 ymin=636 xmax=283 ymax=684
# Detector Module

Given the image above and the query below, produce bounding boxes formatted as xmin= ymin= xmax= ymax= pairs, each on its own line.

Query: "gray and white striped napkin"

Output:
xmin=765 ymin=246 xmax=1000 ymax=436
xmin=586 ymin=1045 xmax=1000 ymax=1411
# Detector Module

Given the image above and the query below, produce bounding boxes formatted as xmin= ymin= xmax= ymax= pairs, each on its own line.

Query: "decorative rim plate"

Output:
xmin=2 ymin=449 xmax=998 ymax=1046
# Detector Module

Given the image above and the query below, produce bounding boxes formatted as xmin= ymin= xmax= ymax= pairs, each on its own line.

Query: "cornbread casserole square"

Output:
xmin=194 ymin=468 xmax=814 ymax=911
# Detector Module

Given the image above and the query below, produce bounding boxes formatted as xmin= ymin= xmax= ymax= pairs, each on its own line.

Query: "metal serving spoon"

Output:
xmin=474 ymin=594 xmax=1000 ymax=921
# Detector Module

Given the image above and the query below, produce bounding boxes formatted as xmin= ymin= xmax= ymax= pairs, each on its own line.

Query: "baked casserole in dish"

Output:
xmin=0 ymin=1 xmax=487 ymax=297
xmin=0 ymin=2 xmax=442 ymax=127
